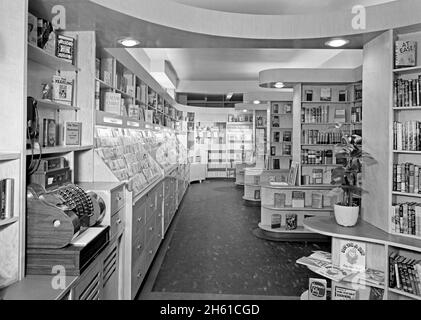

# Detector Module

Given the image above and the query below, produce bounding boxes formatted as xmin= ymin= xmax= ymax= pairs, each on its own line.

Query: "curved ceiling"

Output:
xmin=171 ymin=0 xmax=397 ymax=15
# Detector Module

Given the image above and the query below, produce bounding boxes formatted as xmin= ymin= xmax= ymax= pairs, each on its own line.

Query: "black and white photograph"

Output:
xmin=1 ymin=0 xmax=421 ymax=313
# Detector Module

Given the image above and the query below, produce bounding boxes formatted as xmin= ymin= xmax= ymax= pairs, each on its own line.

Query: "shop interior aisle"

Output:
xmin=137 ymin=180 xmax=330 ymax=300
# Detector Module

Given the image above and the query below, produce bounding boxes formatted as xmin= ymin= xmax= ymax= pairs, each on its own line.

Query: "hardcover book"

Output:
xmin=338 ymin=240 xmax=367 ymax=272
xmin=285 ymin=214 xmax=298 ymax=230
xmin=0 ymin=179 xmax=14 ymax=220
xmin=339 ymin=90 xmax=348 ymax=102
xmin=332 ymin=283 xmax=357 ymax=300
xmin=56 ymin=34 xmax=75 ymax=64
xmin=42 ymin=119 xmax=57 ymax=147
xmin=320 ymin=88 xmax=332 ymax=101
xmin=292 ymin=191 xmax=305 ymax=208
xmin=311 ymin=192 xmax=324 ymax=209
xmin=271 ymin=214 xmax=282 ymax=229
xmin=395 ymin=40 xmax=417 ymax=68
xmin=254 ymin=189 xmax=261 ymax=200
xmin=274 ymin=193 xmax=286 ymax=208
xmin=64 ymin=122 xmax=82 ymax=146
xmin=52 ymin=75 xmax=73 ymax=106
xmin=334 ymin=108 xmax=346 ymax=123
xmin=308 ymin=278 xmax=327 ymax=300
xmin=305 ymin=90 xmax=314 ymax=102
xmin=103 ymin=92 xmax=122 ymax=115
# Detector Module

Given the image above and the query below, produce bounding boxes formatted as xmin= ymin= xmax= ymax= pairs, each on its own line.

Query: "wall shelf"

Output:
xmin=0 ymin=152 xmax=20 ymax=161
xmin=262 ymin=205 xmax=333 ymax=212
xmin=393 ymin=66 xmax=421 ymax=74
xmin=392 ymin=191 xmax=421 ymax=198
xmin=389 ymin=288 xmax=421 ymax=300
xmin=258 ymin=223 xmax=310 ymax=234
xmin=393 ymin=107 xmax=421 ymax=110
xmin=28 ymin=43 xmax=79 ymax=72
xmin=301 ymin=101 xmax=352 ymax=104
xmin=37 ymin=99 xmax=80 ymax=111
xmin=26 ymin=145 xmax=93 ymax=156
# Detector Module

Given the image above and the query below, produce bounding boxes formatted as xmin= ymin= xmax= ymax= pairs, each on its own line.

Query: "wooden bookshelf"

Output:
xmin=26 ymin=145 xmax=93 ymax=156
xmin=27 ymin=43 xmax=79 ymax=72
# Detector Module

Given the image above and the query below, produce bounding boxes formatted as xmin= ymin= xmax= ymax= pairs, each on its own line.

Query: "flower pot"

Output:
xmin=334 ymin=204 xmax=359 ymax=227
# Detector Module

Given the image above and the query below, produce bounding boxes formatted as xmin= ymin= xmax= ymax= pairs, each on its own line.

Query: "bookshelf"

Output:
xmin=269 ymin=101 xmax=293 ymax=170
xmin=297 ymin=82 xmax=363 ymax=188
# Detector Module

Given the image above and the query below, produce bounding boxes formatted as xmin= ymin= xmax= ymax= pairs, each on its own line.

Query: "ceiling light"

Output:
xmin=243 ymin=109 xmax=248 ymax=113
xmin=253 ymin=100 xmax=261 ymax=105
xmin=325 ymin=39 xmax=349 ymax=48
xmin=274 ymin=82 xmax=285 ymax=89
xmin=226 ymin=93 xmax=234 ymax=100
xmin=118 ymin=38 xmax=141 ymax=47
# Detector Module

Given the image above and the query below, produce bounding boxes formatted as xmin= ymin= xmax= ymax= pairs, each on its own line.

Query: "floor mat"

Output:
xmin=152 ymin=180 xmax=330 ymax=297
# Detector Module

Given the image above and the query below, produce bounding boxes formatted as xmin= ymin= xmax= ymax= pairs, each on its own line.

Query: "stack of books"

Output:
xmin=393 ymin=121 xmax=421 ymax=151
xmin=389 ymin=252 xmax=421 ymax=296
xmin=391 ymin=202 xmax=421 ymax=236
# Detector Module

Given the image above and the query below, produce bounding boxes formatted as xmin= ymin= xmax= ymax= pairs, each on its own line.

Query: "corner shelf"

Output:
xmin=28 ymin=43 xmax=79 ymax=72
xmin=26 ymin=145 xmax=93 ymax=156
xmin=37 ymin=99 xmax=80 ymax=111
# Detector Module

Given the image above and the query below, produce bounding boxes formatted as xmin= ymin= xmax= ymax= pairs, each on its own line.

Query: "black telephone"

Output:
xmin=27 ymin=97 xmax=42 ymax=175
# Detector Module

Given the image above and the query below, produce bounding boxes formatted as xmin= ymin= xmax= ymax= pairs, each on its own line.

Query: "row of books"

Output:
xmin=303 ymin=88 xmax=349 ymax=102
xmin=273 ymin=192 xmax=325 ymax=209
xmin=393 ymin=121 xmax=421 ymax=151
xmin=228 ymin=114 xmax=253 ymax=123
xmin=302 ymin=169 xmax=333 ymax=186
xmin=392 ymin=162 xmax=421 ymax=194
xmin=38 ymin=119 xmax=82 ymax=148
xmin=301 ymin=149 xmax=334 ymax=165
xmin=302 ymin=106 xmax=330 ymax=124
xmin=28 ymin=13 xmax=75 ymax=64
xmin=391 ymin=202 xmax=421 ymax=236
xmin=389 ymin=252 xmax=421 ymax=296
xmin=273 ymin=131 xmax=292 ymax=143
xmin=0 ymin=179 xmax=14 ymax=220
xmin=302 ymin=130 xmax=342 ymax=145
xmin=394 ymin=77 xmax=421 ymax=108
xmin=271 ymin=213 xmax=297 ymax=230
xmin=351 ymin=106 xmax=363 ymax=123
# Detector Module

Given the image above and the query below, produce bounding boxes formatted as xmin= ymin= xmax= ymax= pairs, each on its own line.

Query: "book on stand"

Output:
xmin=395 ymin=40 xmax=417 ymax=68
xmin=0 ymin=179 xmax=14 ymax=220
xmin=56 ymin=34 xmax=75 ymax=64
xmin=52 ymin=75 xmax=74 ymax=106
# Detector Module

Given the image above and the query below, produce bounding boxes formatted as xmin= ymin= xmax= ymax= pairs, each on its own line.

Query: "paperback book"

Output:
xmin=338 ymin=240 xmax=367 ymax=272
xmin=395 ymin=40 xmax=417 ymax=68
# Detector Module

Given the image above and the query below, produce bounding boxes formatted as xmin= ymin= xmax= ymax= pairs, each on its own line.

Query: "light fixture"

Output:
xmin=273 ymin=82 xmax=285 ymax=89
xmin=243 ymin=109 xmax=248 ymax=113
xmin=118 ymin=38 xmax=141 ymax=47
xmin=325 ymin=38 xmax=349 ymax=48
xmin=253 ymin=100 xmax=261 ymax=105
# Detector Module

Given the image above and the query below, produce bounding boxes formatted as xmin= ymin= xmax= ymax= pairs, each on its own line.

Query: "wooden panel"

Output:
xmin=361 ymin=30 xmax=394 ymax=232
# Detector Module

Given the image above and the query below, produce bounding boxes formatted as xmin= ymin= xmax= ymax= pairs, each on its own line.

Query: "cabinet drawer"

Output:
xmin=145 ymin=193 xmax=156 ymax=221
xmin=145 ymin=237 xmax=156 ymax=272
xmin=145 ymin=213 xmax=156 ymax=246
xmin=131 ymin=252 xmax=146 ymax=298
xmin=132 ymin=227 xmax=146 ymax=266
xmin=110 ymin=208 xmax=124 ymax=239
xmin=155 ymin=211 xmax=163 ymax=240
xmin=110 ymin=185 xmax=125 ymax=215
xmin=133 ymin=198 xmax=147 ymax=235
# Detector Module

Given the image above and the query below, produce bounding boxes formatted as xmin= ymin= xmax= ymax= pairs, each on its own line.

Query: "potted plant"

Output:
xmin=327 ymin=126 xmax=375 ymax=227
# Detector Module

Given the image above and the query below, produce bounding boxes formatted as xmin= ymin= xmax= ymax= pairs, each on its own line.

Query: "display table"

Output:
xmin=242 ymin=168 xmax=264 ymax=206
xmin=235 ymin=163 xmax=255 ymax=186
xmin=257 ymin=184 xmax=333 ymax=241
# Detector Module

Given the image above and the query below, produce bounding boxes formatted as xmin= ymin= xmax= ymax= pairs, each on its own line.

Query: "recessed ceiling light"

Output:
xmin=118 ymin=38 xmax=141 ymax=47
xmin=274 ymin=82 xmax=285 ymax=89
xmin=253 ymin=100 xmax=261 ymax=105
xmin=325 ymin=39 xmax=349 ymax=48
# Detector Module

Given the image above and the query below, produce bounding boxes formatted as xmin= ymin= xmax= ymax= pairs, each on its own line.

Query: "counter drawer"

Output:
xmin=110 ymin=185 xmax=125 ymax=215
xmin=110 ymin=208 xmax=124 ymax=239
xmin=132 ymin=227 xmax=146 ymax=266
xmin=131 ymin=252 xmax=146 ymax=299
xmin=146 ymin=193 xmax=156 ymax=221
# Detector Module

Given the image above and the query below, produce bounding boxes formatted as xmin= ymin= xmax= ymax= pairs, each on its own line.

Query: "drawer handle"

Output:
xmin=116 ymin=219 xmax=122 ymax=225
xmin=137 ymin=217 xmax=143 ymax=223
xmin=116 ymin=194 xmax=122 ymax=201
xmin=150 ymin=204 xmax=154 ymax=208
xmin=137 ymin=272 xmax=142 ymax=278
xmin=137 ymin=244 xmax=142 ymax=250
xmin=149 ymin=227 xmax=153 ymax=231
xmin=149 ymin=250 xmax=153 ymax=255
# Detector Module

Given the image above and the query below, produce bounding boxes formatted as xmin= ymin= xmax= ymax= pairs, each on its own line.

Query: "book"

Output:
xmin=332 ymin=283 xmax=357 ymax=300
xmin=285 ymin=214 xmax=298 ymax=230
xmin=271 ymin=214 xmax=282 ymax=229
xmin=103 ymin=92 xmax=122 ymax=115
xmin=0 ymin=179 xmax=14 ymax=220
xmin=283 ymin=131 xmax=292 ymax=142
xmin=309 ymin=251 xmax=332 ymax=263
xmin=52 ymin=75 xmax=73 ymax=106
xmin=338 ymin=240 xmax=367 ymax=272
xmin=292 ymin=191 xmax=305 ymax=208
xmin=308 ymin=278 xmax=327 ymax=300
xmin=320 ymin=88 xmax=332 ymax=101
xmin=101 ymin=58 xmax=114 ymax=85
xmin=334 ymin=108 xmax=346 ymax=123
xmin=37 ymin=18 xmax=53 ymax=49
xmin=63 ymin=122 xmax=82 ymax=146
xmin=270 ymin=146 xmax=276 ymax=156
xmin=254 ymin=189 xmax=261 ymax=200
xmin=272 ymin=116 xmax=280 ymax=128
xmin=287 ymin=162 xmax=299 ymax=186
xmin=395 ymin=40 xmax=417 ymax=68
xmin=56 ymin=34 xmax=75 ymax=64
xmin=316 ymin=264 xmax=355 ymax=282
xmin=273 ymin=132 xmax=280 ymax=143
xmin=28 ymin=13 xmax=38 ymax=46
xmin=312 ymin=169 xmax=324 ymax=185
xmin=296 ymin=257 xmax=331 ymax=269
xmin=311 ymin=192 xmax=324 ymax=209
xmin=305 ymin=90 xmax=313 ymax=102
xmin=274 ymin=193 xmax=286 ymax=208
xmin=272 ymin=103 xmax=280 ymax=114
xmin=44 ymin=30 xmax=56 ymax=56
xmin=42 ymin=119 xmax=57 ymax=147
xmin=339 ymin=90 xmax=348 ymax=102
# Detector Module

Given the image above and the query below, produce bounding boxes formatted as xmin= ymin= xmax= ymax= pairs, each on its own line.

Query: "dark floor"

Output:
xmin=143 ymin=180 xmax=330 ymax=298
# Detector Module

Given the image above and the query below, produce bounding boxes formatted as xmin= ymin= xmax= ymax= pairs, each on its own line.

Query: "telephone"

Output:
xmin=27 ymin=97 xmax=42 ymax=175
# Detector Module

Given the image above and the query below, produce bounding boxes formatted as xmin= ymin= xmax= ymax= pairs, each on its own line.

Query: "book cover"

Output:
xmin=316 ymin=264 xmax=355 ymax=282
xmin=274 ymin=193 xmax=286 ymax=208
xmin=320 ymin=88 xmax=332 ymax=101
xmin=37 ymin=18 xmax=53 ymax=49
xmin=42 ymin=119 xmax=57 ymax=147
xmin=334 ymin=108 xmax=346 ymax=123
xmin=52 ymin=75 xmax=73 ymax=106
xmin=56 ymin=34 xmax=75 ymax=64
xmin=339 ymin=240 xmax=367 ymax=272
xmin=311 ymin=192 xmax=324 ymax=209
xmin=272 ymin=116 xmax=280 ymax=128
xmin=283 ymin=131 xmax=292 ymax=142
xmin=309 ymin=251 xmax=332 ymax=263
xmin=395 ymin=41 xmax=417 ymax=68
xmin=272 ymin=103 xmax=280 ymax=114
xmin=292 ymin=191 xmax=305 ymax=208
xmin=339 ymin=90 xmax=348 ymax=102
xmin=305 ymin=90 xmax=313 ymax=102
xmin=64 ymin=122 xmax=82 ymax=146
xmin=254 ymin=189 xmax=261 ymax=200
xmin=271 ymin=214 xmax=282 ymax=229
xmin=308 ymin=278 xmax=327 ymax=300
xmin=103 ymin=92 xmax=122 ymax=115
xmin=285 ymin=214 xmax=298 ymax=230
xmin=332 ymin=283 xmax=357 ymax=300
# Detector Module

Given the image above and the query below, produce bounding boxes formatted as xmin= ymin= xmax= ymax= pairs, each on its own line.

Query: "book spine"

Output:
xmin=389 ymin=252 xmax=397 ymax=288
